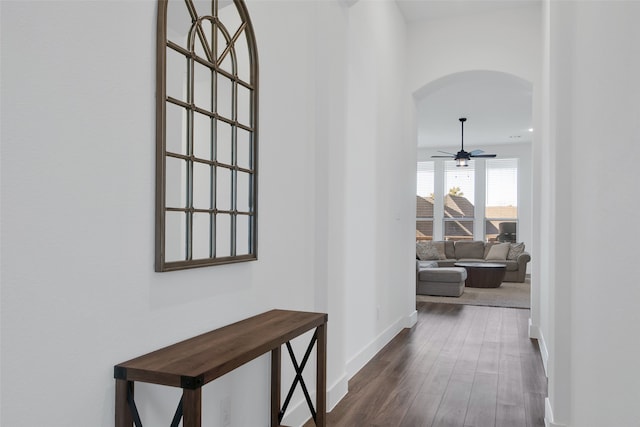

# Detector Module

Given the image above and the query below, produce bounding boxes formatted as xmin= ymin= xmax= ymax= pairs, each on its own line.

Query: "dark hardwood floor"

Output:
xmin=305 ymin=302 xmax=547 ymax=427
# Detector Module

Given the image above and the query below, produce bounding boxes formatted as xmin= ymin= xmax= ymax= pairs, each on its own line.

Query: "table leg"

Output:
xmin=271 ymin=347 xmax=282 ymax=427
xmin=182 ymin=388 xmax=202 ymax=427
xmin=115 ymin=379 xmax=133 ymax=427
xmin=316 ymin=324 xmax=327 ymax=427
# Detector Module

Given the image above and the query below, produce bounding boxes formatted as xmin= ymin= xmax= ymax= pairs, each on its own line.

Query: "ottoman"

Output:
xmin=416 ymin=266 xmax=467 ymax=297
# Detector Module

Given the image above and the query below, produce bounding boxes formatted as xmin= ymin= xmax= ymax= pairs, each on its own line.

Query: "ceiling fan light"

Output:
xmin=456 ymin=158 xmax=468 ymax=167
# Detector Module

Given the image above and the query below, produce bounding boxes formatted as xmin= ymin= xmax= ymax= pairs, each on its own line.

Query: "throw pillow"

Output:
xmin=507 ymin=242 xmax=525 ymax=260
xmin=483 ymin=242 xmax=497 ymax=258
xmin=431 ymin=241 xmax=447 ymax=260
xmin=486 ymin=242 xmax=510 ymax=260
xmin=416 ymin=241 xmax=440 ymax=260
xmin=416 ymin=241 xmax=447 ymax=260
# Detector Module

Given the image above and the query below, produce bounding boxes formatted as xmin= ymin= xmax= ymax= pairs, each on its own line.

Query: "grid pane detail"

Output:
xmin=157 ymin=0 xmax=258 ymax=271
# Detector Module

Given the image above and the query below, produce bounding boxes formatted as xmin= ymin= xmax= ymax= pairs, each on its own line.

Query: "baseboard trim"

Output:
xmin=282 ymin=374 xmax=348 ymax=427
xmin=406 ymin=309 xmax=418 ymax=328
xmin=529 ymin=318 xmax=549 ymax=376
xmin=346 ymin=312 xmax=409 ymax=378
xmin=327 ymin=374 xmax=349 ymax=411
xmin=545 ymin=397 xmax=568 ymax=427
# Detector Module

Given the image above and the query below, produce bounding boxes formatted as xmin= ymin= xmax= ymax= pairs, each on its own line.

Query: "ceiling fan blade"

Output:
xmin=470 ymin=154 xmax=497 ymax=158
xmin=431 ymin=155 xmax=454 ymax=158
xmin=437 ymin=150 xmax=456 ymax=155
xmin=469 ymin=149 xmax=484 ymax=155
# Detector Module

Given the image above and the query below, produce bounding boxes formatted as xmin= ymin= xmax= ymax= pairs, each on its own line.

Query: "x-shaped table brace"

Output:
xmin=278 ymin=330 xmax=318 ymax=424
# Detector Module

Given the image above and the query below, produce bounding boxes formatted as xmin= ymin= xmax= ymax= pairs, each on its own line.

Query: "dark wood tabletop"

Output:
xmin=115 ymin=309 xmax=327 ymax=388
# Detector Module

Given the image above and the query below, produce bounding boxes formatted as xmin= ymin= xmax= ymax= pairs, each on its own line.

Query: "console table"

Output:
xmin=114 ymin=309 xmax=327 ymax=427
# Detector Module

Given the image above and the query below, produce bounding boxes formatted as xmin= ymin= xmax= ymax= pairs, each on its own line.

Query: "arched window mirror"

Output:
xmin=156 ymin=0 xmax=258 ymax=271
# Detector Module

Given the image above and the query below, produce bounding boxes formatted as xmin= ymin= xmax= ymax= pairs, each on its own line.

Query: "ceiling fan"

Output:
xmin=431 ymin=118 xmax=497 ymax=167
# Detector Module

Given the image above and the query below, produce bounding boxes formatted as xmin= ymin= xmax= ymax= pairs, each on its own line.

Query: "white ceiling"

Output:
xmin=416 ymin=70 xmax=533 ymax=148
xmin=395 ymin=0 xmax=537 ymax=149
xmin=396 ymin=0 xmax=539 ymax=23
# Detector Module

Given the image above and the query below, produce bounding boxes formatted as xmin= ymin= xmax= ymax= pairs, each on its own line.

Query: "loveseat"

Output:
xmin=416 ymin=240 xmax=530 ymax=283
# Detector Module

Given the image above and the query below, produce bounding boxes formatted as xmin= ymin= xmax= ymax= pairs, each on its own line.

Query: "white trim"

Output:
xmin=281 ymin=373 xmax=349 ymax=427
xmin=327 ymin=374 xmax=349 ymax=411
xmin=545 ymin=397 xmax=568 ymax=427
xmin=529 ymin=318 xmax=548 ymax=376
xmin=346 ymin=313 xmax=409 ymax=379
xmin=406 ymin=309 xmax=418 ymax=328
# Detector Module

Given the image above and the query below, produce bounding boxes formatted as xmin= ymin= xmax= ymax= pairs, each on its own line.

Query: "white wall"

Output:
xmin=343 ymin=0 xmax=417 ymax=378
xmin=406 ymin=5 xmax=542 ymax=95
xmin=543 ymin=1 xmax=640 ymax=426
xmin=0 ymin=0 xmax=416 ymax=425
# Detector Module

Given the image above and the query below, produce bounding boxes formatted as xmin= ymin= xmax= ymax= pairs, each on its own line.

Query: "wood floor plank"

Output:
xmin=476 ymin=308 xmax=502 ymax=375
xmin=431 ymin=372 xmax=475 ymax=427
xmin=496 ymin=308 xmax=527 ymax=427
xmin=303 ymin=302 xmax=546 ymax=427
xmin=463 ymin=372 xmax=498 ymax=427
xmin=495 ymin=353 xmax=527 ymax=427
xmin=524 ymin=392 xmax=547 ymax=427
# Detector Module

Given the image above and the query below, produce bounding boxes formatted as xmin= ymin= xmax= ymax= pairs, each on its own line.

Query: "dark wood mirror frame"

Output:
xmin=155 ymin=0 xmax=259 ymax=272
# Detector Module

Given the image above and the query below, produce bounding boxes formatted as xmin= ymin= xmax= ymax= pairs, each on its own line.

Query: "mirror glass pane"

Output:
xmin=237 ymin=171 xmax=250 ymax=212
xmin=166 ymin=47 xmax=187 ymax=102
xmin=192 ymin=18 xmax=214 ymax=62
xmin=237 ymin=85 xmax=251 ymax=127
xmin=165 ymin=211 xmax=186 ymax=262
xmin=192 ymin=213 xmax=211 ymax=259
xmin=235 ymin=31 xmax=251 ymax=83
xmin=216 ymin=214 xmax=231 ymax=257
xmin=166 ymin=102 xmax=187 ymax=155
xmin=192 ymin=162 xmax=211 ymax=209
xmin=216 ymin=167 xmax=232 ymax=211
xmin=217 ymin=1 xmax=242 ymax=36
xmin=193 ymin=61 xmax=212 ymax=111
xmin=236 ymin=215 xmax=249 ymax=255
xmin=166 ymin=0 xmax=191 ymax=48
xmin=192 ymin=0 xmax=212 ymax=19
xmin=216 ymin=121 xmax=232 ymax=165
xmin=217 ymin=73 xmax=233 ymax=120
xmin=166 ymin=157 xmax=187 ymax=208
xmin=193 ymin=112 xmax=212 ymax=160
xmin=216 ymin=26 xmax=230 ymax=58
xmin=218 ymin=46 xmax=234 ymax=75
xmin=237 ymin=128 xmax=251 ymax=169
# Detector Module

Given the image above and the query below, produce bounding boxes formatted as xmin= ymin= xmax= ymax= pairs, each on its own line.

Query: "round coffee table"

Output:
xmin=454 ymin=262 xmax=507 ymax=288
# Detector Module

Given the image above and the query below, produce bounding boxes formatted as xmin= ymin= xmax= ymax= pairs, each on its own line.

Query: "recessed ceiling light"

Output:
xmin=528 ymin=128 xmax=534 ymax=132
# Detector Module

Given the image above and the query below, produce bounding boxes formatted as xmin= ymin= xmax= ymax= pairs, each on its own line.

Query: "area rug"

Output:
xmin=416 ymin=279 xmax=530 ymax=309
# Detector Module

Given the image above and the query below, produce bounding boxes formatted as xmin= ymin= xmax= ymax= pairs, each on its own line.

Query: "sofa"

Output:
xmin=416 ymin=240 xmax=531 ymax=283
xmin=416 ymin=261 xmax=467 ymax=296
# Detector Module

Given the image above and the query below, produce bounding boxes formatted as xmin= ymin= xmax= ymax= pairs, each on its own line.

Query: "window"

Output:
xmin=416 ymin=158 xmax=519 ymax=242
xmin=443 ymin=160 xmax=475 ymax=241
xmin=156 ymin=0 xmax=259 ymax=271
xmin=416 ymin=161 xmax=434 ymax=240
xmin=485 ymin=159 xmax=518 ymax=242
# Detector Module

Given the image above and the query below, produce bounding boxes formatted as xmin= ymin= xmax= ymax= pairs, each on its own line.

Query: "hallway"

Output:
xmin=306 ymin=302 xmax=546 ymax=426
